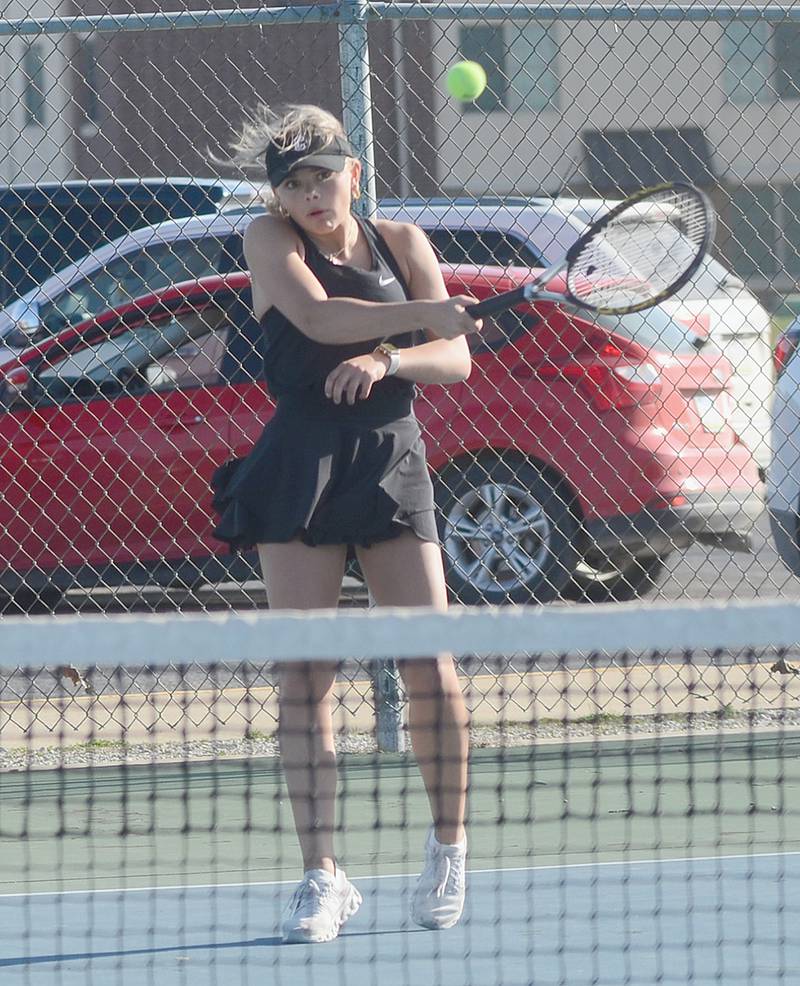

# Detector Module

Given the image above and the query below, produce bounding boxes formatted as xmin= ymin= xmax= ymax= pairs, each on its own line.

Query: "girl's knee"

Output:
xmin=277 ymin=662 xmax=338 ymax=704
xmin=399 ymin=655 xmax=460 ymax=698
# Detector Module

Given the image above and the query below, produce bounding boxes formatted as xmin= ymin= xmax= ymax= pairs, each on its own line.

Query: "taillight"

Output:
xmin=536 ymin=337 xmax=662 ymax=413
xmin=774 ymin=323 xmax=800 ymax=378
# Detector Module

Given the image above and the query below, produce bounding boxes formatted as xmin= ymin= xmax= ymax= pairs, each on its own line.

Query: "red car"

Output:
xmin=0 ymin=267 xmax=762 ymax=610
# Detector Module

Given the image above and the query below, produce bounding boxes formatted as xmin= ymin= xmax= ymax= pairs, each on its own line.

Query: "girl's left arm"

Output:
xmin=379 ymin=222 xmax=472 ymax=385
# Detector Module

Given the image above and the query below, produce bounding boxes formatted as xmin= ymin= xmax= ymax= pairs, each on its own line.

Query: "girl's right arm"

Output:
xmin=244 ymin=215 xmax=480 ymax=345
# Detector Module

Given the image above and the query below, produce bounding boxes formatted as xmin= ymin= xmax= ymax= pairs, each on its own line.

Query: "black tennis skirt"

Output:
xmin=211 ymin=390 xmax=439 ymax=552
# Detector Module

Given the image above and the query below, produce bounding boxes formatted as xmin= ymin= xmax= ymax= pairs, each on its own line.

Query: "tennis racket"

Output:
xmin=466 ymin=182 xmax=716 ymax=319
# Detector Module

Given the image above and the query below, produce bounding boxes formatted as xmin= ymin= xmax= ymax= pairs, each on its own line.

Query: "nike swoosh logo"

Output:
xmin=378 ymin=275 xmax=396 ymax=286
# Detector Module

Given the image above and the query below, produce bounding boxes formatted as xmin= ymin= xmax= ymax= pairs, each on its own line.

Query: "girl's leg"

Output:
xmin=355 ymin=531 xmax=469 ymax=845
xmin=258 ymin=540 xmax=348 ymax=873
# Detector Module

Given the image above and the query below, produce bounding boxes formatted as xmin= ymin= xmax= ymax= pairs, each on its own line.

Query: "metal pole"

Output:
xmin=338 ymin=0 xmax=378 ymax=219
xmin=4 ymin=5 xmax=800 ymax=38
xmin=339 ymin=2 xmax=405 ymax=751
xmin=366 ymin=592 xmax=406 ymax=753
xmin=390 ymin=20 xmax=412 ymax=199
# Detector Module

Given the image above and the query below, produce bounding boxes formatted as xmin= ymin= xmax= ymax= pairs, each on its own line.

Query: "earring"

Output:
xmin=352 ymin=186 xmax=361 ymax=201
xmin=276 ymin=202 xmax=289 ymax=218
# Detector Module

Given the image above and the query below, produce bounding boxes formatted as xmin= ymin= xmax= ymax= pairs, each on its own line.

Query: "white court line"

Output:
xmin=1 ymin=849 xmax=799 ymax=900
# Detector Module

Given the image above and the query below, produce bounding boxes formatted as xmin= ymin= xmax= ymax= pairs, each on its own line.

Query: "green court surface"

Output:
xmin=2 ymin=731 xmax=799 ymax=895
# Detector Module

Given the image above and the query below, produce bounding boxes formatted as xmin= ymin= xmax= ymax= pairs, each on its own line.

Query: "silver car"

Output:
xmin=768 ymin=318 xmax=800 ymax=575
xmin=0 ymin=197 xmax=589 ymax=362
xmin=0 ymin=208 xmax=257 ymax=364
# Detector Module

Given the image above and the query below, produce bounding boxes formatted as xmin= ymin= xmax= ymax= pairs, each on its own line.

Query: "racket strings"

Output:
xmin=567 ymin=188 xmax=712 ymax=311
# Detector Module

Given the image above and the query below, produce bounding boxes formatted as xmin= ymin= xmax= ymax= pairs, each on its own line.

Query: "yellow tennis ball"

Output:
xmin=446 ymin=61 xmax=488 ymax=103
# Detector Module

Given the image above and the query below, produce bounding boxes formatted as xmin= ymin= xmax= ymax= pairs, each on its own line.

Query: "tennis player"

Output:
xmin=212 ymin=104 xmax=480 ymax=944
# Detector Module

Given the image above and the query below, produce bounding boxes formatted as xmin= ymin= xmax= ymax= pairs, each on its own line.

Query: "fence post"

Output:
xmin=339 ymin=0 xmax=405 ymax=753
xmin=338 ymin=0 xmax=378 ymax=218
xmin=372 ymin=656 xmax=407 ymax=753
xmin=365 ymin=590 xmax=406 ymax=753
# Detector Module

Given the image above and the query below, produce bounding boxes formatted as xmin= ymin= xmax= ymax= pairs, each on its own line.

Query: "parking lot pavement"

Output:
xmin=21 ymin=514 xmax=800 ymax=620
xmin=656 ymin=514 xmax=800 ymax=602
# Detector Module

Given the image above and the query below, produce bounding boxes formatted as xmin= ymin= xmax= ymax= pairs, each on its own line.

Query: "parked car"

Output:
xmin=0 ymin=266 xmax=762 ymax=611
xmin=0 ymin=208 xmax=256 ymax=362
xmin=382 ymin=196 xmax=775 ymax=468
xmin=0 ymin=178 xmax=257 ymax=307
xmin=767 ymin=317 xmax=800 ymax=576
xmin=557 ymin=195 xmax=774 ymax=466
xmin=1 ymin=193 xmax=770 ymax=472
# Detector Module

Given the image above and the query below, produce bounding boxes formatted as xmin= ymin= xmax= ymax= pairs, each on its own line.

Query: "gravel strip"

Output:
xmin=3 ymin=708 xmax=800 ymax=772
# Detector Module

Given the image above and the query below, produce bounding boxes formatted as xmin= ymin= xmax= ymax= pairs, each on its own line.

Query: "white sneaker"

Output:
xmin=410 ymin=827 xmax=467 ymax=930
xmin=281 ymin=867 xmax=362 ymax=944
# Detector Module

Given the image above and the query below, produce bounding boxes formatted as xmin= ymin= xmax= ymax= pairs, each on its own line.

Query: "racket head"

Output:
xmin=563 ymin=182 xmax=716 ymax=315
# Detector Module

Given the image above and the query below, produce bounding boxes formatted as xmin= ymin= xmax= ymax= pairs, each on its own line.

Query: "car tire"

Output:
xmin=434 ymin=454 xmax=579 ymax=605
xmin=564 ymin=551 xmax=668 ymax=603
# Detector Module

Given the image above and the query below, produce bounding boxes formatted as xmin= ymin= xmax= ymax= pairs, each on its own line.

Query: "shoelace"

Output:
xmin=289 ymin=877 xmax=333 ymax=915
xmin=428 ymin=850 xmax=464 ymax=899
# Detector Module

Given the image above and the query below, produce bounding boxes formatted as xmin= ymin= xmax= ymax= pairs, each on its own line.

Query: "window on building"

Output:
xmin=457 ymin=24 xmax=506 ymax=113
xmin=583 ymin=128 xmax=715 ymax=193
xmin=781 ymin=181 xmax=800 ymax=279
xmin=81 ymin=35 xmax=101 ymax=126
xmin=507 ymin=22 xmax=559 ymax=112
xmin=23 ymin=43 xmax=47 ymax=127
xmin=721 ymin=22 xmax=770 ymax=104
xmin=775 ymin=23 xmax=800 ymax=100
xmin=723 ymin=185 xmax=779 ymax=281
xmin=457 ymin=23 xmax=560 ymax=114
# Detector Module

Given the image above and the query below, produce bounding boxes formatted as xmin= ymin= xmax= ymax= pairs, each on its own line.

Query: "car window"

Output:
xmin=33 ymin=305 xmax=229 ymax=406
xmin=610 ymin=222 xmax=731 ymax=300
xmin=37 ymin=237 xmax=228 ymax=339
xmin=0 ymin=183 xmax=233 ymax=304
xmin=426 ymin=229 xmax=544 ymax=268
xmin=594 ymin=305 xmax=697 ymax=355
xmin=673 ymin=254 xmax=732 ymax=300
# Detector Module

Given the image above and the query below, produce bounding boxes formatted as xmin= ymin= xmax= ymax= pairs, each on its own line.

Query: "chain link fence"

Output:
xmin=1 ymin=2 xmax=799 ymax=745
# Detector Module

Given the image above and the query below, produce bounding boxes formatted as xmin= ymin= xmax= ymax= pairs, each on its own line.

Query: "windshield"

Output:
xmin=36 ymin=237 xmax=227 ymax=340
xmin=593 ymin=304 xmax=698 ymax=356
xmin=637 ymin=224 xmax=731 ymax=299
xmin=558 ymin=205 xmax=732 ymax=301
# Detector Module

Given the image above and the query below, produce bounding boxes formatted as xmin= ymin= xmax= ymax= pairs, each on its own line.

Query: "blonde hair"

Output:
xmin=225 ymin=103 xmax=352 ymax=215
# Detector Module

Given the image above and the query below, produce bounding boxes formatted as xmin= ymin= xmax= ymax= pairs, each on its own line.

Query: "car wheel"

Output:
xmin=434 ymin=455 xmax=579 ymax=604
xmin=564 ymin=551 xmax=668 ymax=603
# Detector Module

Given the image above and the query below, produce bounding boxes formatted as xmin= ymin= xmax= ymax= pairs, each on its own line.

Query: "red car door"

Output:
xmin=0 ymin=303 xmax=234 ymax=582
xmin=0 ymin=384 xmax=113 ymax=578
xmin=70 ymin=305 xmax=235 ymax=567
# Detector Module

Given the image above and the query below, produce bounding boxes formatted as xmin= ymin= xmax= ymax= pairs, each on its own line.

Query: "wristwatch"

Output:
xmin=375 ymin=341 xmax=400 ymax=377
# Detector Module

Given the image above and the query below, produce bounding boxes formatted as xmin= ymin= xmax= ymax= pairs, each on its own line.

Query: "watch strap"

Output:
xmin=376 ymin=342 xmax=400 ymax=377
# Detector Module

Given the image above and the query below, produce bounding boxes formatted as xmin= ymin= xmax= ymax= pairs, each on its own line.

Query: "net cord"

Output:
xmin=2 ymin=598 xmax=799 ymax=667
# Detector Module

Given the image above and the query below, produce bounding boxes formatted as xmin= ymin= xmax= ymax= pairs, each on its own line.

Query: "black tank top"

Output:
xmin=259 ymin=216 xmax=419 ymax=402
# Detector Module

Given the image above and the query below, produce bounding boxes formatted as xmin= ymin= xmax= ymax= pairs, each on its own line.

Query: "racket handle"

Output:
xmin=466 ymin=285 xmax=532 ymax=319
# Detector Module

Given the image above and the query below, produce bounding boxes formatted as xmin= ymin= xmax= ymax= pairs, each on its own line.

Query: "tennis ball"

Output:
xmin=446 ymin=61 xmax=488 ymax=103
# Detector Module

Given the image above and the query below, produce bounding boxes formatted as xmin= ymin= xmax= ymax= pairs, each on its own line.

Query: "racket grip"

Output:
xmin=466 ymin=285 xmax=531 ymax=319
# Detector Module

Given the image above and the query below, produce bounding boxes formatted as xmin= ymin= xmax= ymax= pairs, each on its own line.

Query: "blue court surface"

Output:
xmin=2 ymin=853 xmax=799 ymax=986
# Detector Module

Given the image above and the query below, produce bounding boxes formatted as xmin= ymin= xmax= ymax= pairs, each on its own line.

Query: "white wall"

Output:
xmin=429 ymin=17 xmax=800 ymax=196
xmin=0 ymin=0 xmax=76 ymax=184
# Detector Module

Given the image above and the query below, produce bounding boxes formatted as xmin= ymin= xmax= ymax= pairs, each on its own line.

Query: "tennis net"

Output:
xmin=2 ymin=598 xmax=800 ymax=985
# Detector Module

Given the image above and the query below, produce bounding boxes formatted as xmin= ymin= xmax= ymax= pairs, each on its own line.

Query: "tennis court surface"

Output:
xmin=2 ymin=601 xmax=800 ymax=984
